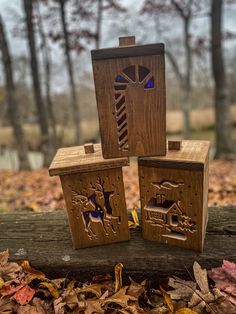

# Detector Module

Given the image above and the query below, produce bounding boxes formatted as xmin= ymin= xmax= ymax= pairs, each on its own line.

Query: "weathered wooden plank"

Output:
xmin=0 ymin=207 xmax=235 ymax=282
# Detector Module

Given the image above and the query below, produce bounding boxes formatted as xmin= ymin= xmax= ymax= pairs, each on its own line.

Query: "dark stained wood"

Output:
xmin=84 ymin=143 xmax=95 ymax=154
xmin=0 ymin=207 xmax=235 ymax=282
xmin=91 ymin=43 xmax=164 ymax=60
xmin=92 ymin=44 xmax=166 ymax=158
xmin=138 ymin=140 xmax=210 ymax=252
xmin=49 ymin=144 xmax=129 ymax=176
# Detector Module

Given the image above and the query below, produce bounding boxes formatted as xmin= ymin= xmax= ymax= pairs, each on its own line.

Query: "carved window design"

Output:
xmin=114 ymin=65 xmax=154 ymax=152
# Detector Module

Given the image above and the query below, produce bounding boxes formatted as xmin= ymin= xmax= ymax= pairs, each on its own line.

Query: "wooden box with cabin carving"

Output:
xmin=138 ymin=140 xmax=210 ymax=252
xmin=91 ymin=36 xmax=166 ymax=158
xmin=49 ymin=143 xmax=130 ymax=249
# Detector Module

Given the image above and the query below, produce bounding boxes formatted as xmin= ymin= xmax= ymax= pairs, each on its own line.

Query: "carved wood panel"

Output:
xmin=92 ymin=54 xmax=166 ymax=158
xmin=60 ymin=168 xmax=130 ymax=248
xmin=139 ymin=165 xmax=207 ymax=251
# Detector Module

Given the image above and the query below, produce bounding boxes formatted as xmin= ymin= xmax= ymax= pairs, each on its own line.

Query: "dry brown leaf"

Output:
xmin=208 ymin=296 xmax=236 ymax=314
xmin=19 ymin=260 xmax=46 ymax=283
xmin=115 ymin=263 xmax=124 ymax=293
xmin=0 ymin=278 xmax=4 ymax=289
xmin=0 ymin=298 xmax=16 ymax=313
xmin=0 ymin=284 xmax=25 ymax=298
xmin=40 ymin=282 xmax=60 ymax=299
xmin=127 ymin=278 xmax=144 ymax=299
xmin=193 ymin=262 xmax=209 ymax=294
xmin=102 ymin=286 xmax=137 ymax=309
xmin=160 ymin=286 xmax=174 ymax=313
xmin=76 ymin=283 xmax=105 ymax=299
xmin=53 ymin=297 xmax=66 ymax=314
xmin=84 ymin=299 xmax=104 ymax=314
xmin=175 ymin=308 xmax=198 ymax=314
xmin=168 ymin=278 xmax=196 ymax=301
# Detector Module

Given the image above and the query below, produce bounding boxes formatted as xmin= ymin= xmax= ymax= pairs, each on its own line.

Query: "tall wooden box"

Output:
xmin=138 ymin=140 xmax=210 ymax=252
xmin=49 ymin=143 xmax=130 ymax=249
xmin=91 ymin=36 xmax=166 ymax=158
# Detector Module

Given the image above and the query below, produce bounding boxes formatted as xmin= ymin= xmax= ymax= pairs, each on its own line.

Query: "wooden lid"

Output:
xmin=91 ymin=35 xmax=164 ymax=61
xmin=138 ymin=140 xmax=210 ymax=170
xmin=49 ymin=143 xmax=129 ymax=176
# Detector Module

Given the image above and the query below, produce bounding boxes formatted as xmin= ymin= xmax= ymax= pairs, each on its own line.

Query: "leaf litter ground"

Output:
xmin=0 ymin=161 xmax=236 ymax=313
xmin=0 ymin=160 xmax=235 ymax=212
xmin=1 ymin=250 xmax=236 ymax=313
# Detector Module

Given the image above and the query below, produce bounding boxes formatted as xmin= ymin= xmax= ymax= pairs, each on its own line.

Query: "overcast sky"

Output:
xmin=0 ymin=0 xmax=236 ymax=92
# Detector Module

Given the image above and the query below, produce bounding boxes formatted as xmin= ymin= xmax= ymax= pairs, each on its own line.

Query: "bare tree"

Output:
xmin=23 ymin=0 xmax=53 ymax=166
xmin=141 ymin=0 xmax=204 ymax=139
xmin=58 ymin=0 xmax=80 ymax=143
xmin=211 ymin=0 xmax=234 ymax=157
xmin=95 ymin=0 xmax=125 ymax=49
xmin=35 ymin=0 xmax=58 ymax=146
xmin=0 ymin=14 xmax=31 ymax=170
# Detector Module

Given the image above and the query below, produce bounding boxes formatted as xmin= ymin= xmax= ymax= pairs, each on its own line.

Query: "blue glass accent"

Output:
xmin=144 ymin=77 xmax=154 ymax=89
xmin=116 ymin=75 xmax=122 ymax=82
xmin=90 ymin=194 xmax=96 ymax=202
xmin=91 ymin=211 xmax=101 ymax=218
xmin=83 ymin=212 xmax=90 ymax=220
xmin=115 ymin=74 xmax=129 ymax=83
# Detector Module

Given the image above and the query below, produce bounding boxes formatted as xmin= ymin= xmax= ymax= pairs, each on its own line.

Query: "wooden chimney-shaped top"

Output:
xmin=49 ymin=143 xmax=129 ymax=176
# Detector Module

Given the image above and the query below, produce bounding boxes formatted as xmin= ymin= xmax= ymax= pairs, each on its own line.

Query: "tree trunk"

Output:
xmin=59 ymin=0 xmax=80 ymax=144
xmin=0 ymin=15 xmax=31 ymax=170
xmin=182 ymin=16 xmax=192 ymax=140
xmin=23 ymin=0 xmax=53 ymax=167
xmin=211 ymin=0 xmax=234 ymax=158
xmin=35 ymin=1 xmax=58 ymax=147
xmin=96 ymin=0 xmax=103 ymax=49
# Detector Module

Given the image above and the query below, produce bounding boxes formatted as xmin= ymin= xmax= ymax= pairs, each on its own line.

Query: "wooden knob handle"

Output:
xmin=84 ymin=143 xmax=95 ymax=154
xmin=168 ymin=140 xmax=181 ymax=151
xmin=119 ymin=36 xmax=135 ymax=46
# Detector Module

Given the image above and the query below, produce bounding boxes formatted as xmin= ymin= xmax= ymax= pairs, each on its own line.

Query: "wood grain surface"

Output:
xmin=49 ymin=143 xmax=129 ymax=176
xmin=0 ymin=207 xmax=235 ymax=281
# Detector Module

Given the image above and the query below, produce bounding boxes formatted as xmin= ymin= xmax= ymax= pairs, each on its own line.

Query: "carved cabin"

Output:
xmin=138 ymin=140 xmax=210 ymax=252
xmin=91 ymin=36 xmax=166 ymax=159
xmin=49 ymin=143 xmax=130 ymax=249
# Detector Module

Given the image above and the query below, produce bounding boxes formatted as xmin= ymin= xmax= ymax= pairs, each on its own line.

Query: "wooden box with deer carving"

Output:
xmin=91 ymin=36 xmax=166 ymax=158
xmin=138 ymin=140 xmax=210 ymax=252
xmin=49 ymin=143 xmax=130 ymax=249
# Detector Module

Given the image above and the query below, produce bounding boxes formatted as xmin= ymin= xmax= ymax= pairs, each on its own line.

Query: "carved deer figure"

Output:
xmin=71 ymin=178 xmax=120 ymax=239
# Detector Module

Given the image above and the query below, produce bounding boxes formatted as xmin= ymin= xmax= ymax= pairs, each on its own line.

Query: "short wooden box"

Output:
xmin=138 ymin=140 xmax=210 ymax=252
xmin=91 ymin=36 xmax=166 ymax=158
xmin=49 ymin=144 xmax=130 ymax=249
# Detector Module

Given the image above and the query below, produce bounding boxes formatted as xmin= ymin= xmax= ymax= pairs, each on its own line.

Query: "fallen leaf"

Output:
xmin=0 ymin=278 xmax=4 ymax=289
xmin=168 ymin=277 xmax=196 ymax=300
xmin=19 ymin=260 xmax=46 ymax=283
xmin=102 ymin=286 xmax=137 ymax=309
xmin=13 ymin=285 xmax=35 ymax=305
xmin=0 ymin=284 xmax=25 ymax=297
xmin=193 ymin=261 xmax=209 ymax=294
xmin=76 ymin=283 xmax=104 ymax=299
xmin=208 ymin=260 xmax=236 ymax=296
xmin=0 ymin=250 xmax=9 ymax=265
xmin=175 ymin=308 xmax=198 ymax=314
xmin=127 ymin=278 xmax=144 ymax=299
xmin=40 ymin=282 xmax=60 ymax=299
xmin=115 ymin=263 xmax=123 ymax=293
xmin=160 ymin=286 xmax=174 ymax=313
xmin=84 ymin=299 xmax=104 ymax=314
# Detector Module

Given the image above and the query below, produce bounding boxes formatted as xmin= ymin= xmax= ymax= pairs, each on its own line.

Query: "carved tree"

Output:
xmin=23 ymin=0 xmax=54 ymax=167
xmin=211 ymin=0 xmax=234 ymax=157
xmin=0 ymin=14 xmax=31 ymax=170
